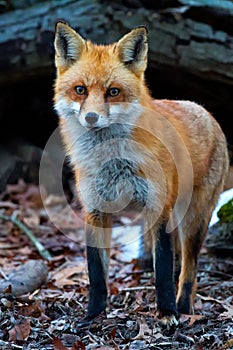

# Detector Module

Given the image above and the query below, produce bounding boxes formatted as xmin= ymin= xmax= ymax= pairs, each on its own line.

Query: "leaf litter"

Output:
xmin=0 ymin=180 xmax=232 ymax=349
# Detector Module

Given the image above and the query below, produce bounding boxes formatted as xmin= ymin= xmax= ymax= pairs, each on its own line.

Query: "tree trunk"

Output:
xmin=0 ymin=0 xmax=232 ymax=85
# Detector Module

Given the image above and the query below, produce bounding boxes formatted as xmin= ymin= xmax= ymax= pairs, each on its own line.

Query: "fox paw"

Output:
xmin=78 ymin=311 xmax=106 ymax=328
xmin=156 ymin=311 xmax=179 ymax=328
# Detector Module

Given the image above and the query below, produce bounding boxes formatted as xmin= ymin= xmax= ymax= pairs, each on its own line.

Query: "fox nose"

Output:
xmin=85 ymin=112 xmax=99 ymax=125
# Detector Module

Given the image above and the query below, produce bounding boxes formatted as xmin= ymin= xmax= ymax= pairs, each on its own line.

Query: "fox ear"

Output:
xmin=54 ymin=21 xmax=86 ymax=73
xmin=116 ymin=26 xmax=148 ymax=76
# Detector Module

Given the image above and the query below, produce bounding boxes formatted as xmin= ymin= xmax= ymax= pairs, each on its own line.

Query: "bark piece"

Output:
xmin=0 ymin=260 xmax=48 ymax=296
xmin=0 ymin=0 xmax=232 ymax=85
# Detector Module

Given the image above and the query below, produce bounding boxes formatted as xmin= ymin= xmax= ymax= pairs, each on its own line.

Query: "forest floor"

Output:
xmin=0 ymin=180 xmax=232 ymax=350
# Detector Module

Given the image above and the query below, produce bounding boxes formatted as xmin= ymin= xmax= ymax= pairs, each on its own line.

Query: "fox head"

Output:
xmin=54 ymin=22 xmax=149 ymax=129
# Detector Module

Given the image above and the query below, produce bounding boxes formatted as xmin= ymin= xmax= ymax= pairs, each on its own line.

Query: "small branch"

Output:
xmin=199 ymin=268 xmax=232 ymax=279
xmin=0 ymin=268 xmax=9 ymax=280
xmin=0 ymin=201 xmax=17 ymax=209
xmin=0 ymin=340 xmax=23 ymax=349
xmin=0 ymin=213 xmax=52 ymax=260
xmin=121 ymin=286 xmax=155 ymax=292
xmin=87 ymin=331 xmax=105 ymax=345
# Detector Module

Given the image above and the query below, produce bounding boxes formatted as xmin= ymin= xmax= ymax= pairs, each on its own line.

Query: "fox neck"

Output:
xmin=66 ymin=123 xmax=141 ymax=169
xmin=138 ymin=81 xmax=155 ymax=111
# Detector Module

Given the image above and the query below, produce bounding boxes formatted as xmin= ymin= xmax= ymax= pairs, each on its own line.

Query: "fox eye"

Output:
xmin=75 ymin=86 xmax=87 ymax=95
xmin=108 ymin=87 xmax=120 ymax=97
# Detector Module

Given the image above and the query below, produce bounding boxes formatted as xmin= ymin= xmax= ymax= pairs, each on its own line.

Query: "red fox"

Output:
xmin=53 ymin=22 xmax=229 ymax=326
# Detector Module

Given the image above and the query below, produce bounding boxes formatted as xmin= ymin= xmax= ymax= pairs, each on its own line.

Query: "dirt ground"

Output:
xmin=0 ymin=181 xmax=232 ymax=350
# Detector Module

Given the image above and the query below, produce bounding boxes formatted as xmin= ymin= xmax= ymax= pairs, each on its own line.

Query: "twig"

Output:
xmin=0 ymin=340 xmax=23 ymax=349
xmin=0 ymin=201 xmax=17 ymax=209
xmin=196 ymin=293 xmax=226 ymax=306
xmin=0 ymin=213 xmax=52 ymax=260
xmin=121 ymin=286 xmax=155 ymax=292
xmin=199 ymin=268 xmax=232 ymax=279
xmin=87 ymin=330 xmax=105 ymax=345
xmin=0 ymin=268 xmax=9 ymax=280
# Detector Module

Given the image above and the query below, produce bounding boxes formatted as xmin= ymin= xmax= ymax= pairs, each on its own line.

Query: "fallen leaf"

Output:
xmin=53 ymin=337 xmax=86 ymax=350
xmin=23 ymin=211 xmax=40 ymax=227
xmin=196 ymin=293 xmax=223 ymax=304
xmin=18 ymin=300 xmax=44 ymax=317
xmin=46 ymin=206 xmax=84 ymax=230
xmin=6 ymin=180 xmax=46 ymax=208
xmin=218 ymin=304 xmax=233 ymax=320
xmin=16 ymin=185 xmax=46 ymax=208
xmin=108 ymin=309 xmax=128 ymax=319
xmin=91 ymin=348 xmax=114 ymax=350
xmin=53 ymin=336 xmax=69 ymax=350
xmin=179 ymin=314 xmax=205 ymax=326
xmin=104 ymin=348 xmax=116 ymax=350
xmin=17 ymin=246 xmax=34 ymax=256
xmin=9 ymin=318 xmax=31 ymax=341
xmin=108 ymin=327 xmax=116 ymax=340
xmin=44 ymin=194 xmax=67 ymax=207
xmin=224 ymin=338 xmax=233 ymax=349
xmin=52 ymin=263 xmax=87 ymax=288
xmin=197 ymin=293 xmax=233 ymax=320
xmin=72 ymin=340 xmax=86 ymax=350
xmin=132 ymin=317 xmax=152 ymax=340
xmin=6 ymin=179 xmax=27 ymax=194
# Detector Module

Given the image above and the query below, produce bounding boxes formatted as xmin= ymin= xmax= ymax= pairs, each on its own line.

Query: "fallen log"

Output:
xmin=0 ymin=0 xmax=232 ymax=85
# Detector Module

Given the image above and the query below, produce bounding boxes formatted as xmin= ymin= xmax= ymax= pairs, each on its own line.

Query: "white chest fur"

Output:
xmin=66 ymin=124 xmax=161 ymax=214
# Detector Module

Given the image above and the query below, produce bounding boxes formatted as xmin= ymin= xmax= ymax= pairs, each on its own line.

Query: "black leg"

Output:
xmin=177 ymin=281 xmax=194 ymax=314
xmin=86 ymin=246 xmax=108 ymax=320
xmin=84 ymin=212 xmax=111 ymax=321
xmin=155 ymin=223 xmax=177 ymax=319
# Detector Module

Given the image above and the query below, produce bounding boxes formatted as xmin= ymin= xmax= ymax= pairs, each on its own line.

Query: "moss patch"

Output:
xmin=217 ymin=198 xmax=233 ymax=223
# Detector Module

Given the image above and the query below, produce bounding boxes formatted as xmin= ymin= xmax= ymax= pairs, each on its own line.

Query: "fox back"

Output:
xmin=54 ymin=22 xmax=229 ymax=326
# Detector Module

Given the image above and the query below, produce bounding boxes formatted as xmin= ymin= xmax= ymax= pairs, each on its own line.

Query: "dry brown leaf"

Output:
xmin=53 ymin=336 xmax=69 ymax=350
xmin=224 ymin=338 xmax=233 ymax=349
xmin=72 ymin=340 xmax=86 ymax=350
xmin=179 ymin=314 xmax=205 ymax=326
xmin=9 ymin=318 xmax=31 ymax=341
xmin=46 ymin=206 xmax=84 ymax=230
xmin=196 ymin=293 xmax=226 ymax=305
xmin=23 ymin=211 xmax=40 ymax=227
xmin=17 ymin=246 xmax=34 ymax=256
xmin=197 ymin=293 xmax=233 ymax=320
xmin=95 ymin=348 xmax=114 ymax=350
xmin=6 ymin=179 xmax=27 ymax=194
xmin=18 ymin=300 xmax=44 ymax=318
xmin=108 ymin=327 xmax=116 ymax=340
xmin=16 ymin=185 xmax=46 ymax=208
xmin=44 ymin=194 xmax=67 ymax=207
xmin=218 ymin=304 xmax=233 ymax=320
xmin=53 ymin=337 xmax=86 ymax=350
xmin=108 ymin=309 xmax=128 ymax=319
xmin=52 ymin=263 xmax=87 ymax=288
xmin=6 ymin=180 xmax=46 ymax=208
xmin=132 ymin=317 xmax=152 ymax=340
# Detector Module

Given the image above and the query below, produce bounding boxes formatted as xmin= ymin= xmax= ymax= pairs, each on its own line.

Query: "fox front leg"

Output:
xmin=84 ymin=211 xmax=112 ymax=321
xmin=154 ymin=223 xmax=178 ymax=326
